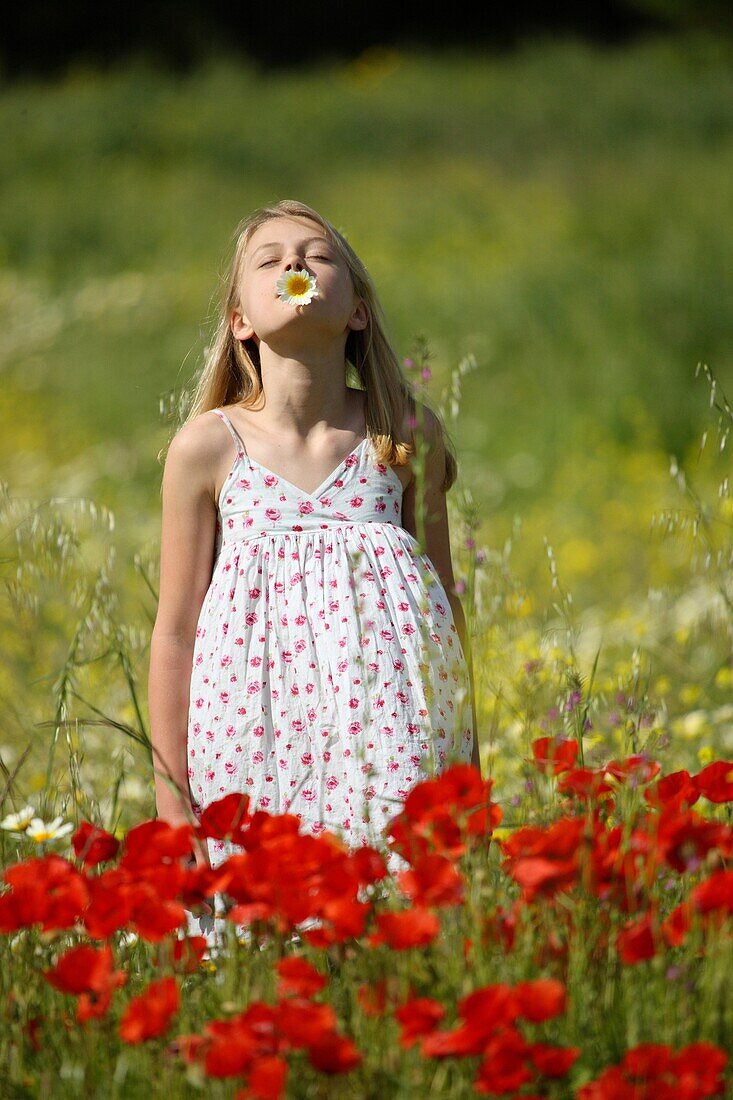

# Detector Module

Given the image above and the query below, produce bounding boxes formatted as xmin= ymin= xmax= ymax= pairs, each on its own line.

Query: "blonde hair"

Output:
xmin=173 ymin=198 xmax=457 ymax=490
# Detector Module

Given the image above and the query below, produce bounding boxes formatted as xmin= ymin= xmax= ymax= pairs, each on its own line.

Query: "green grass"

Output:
xmin=1 ymin=32 xmax=732 ymax=478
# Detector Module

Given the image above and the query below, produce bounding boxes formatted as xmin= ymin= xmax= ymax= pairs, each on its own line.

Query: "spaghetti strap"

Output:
xmin=213 ymin=408 xmax=248 ymax=457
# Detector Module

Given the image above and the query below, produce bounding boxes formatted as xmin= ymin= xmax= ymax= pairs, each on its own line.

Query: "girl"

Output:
xmin=148 ymin=199 xmax=480 ymax=933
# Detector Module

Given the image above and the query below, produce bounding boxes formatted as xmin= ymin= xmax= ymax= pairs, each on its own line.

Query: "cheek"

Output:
xmin=249 ymin=281 xmax=277 ymax=309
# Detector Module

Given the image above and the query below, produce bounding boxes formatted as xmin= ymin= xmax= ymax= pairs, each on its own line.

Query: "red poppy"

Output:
xmin=204 ymin=1017 xmax=265 ymax=1078
xmin=172 ymin=935 xmax=209 ymax=973
xmin=119 ymin=820 xmax=194 ymax=871
xmin=655 ymin=805 xmax=728 ymax=874
xmin=346 ymin=844 xmax=388 ymax=885
xmin=119 ymin=976 xmax=179 ymax=1044
xmin=689 ymin=870 xmax=733 ymax=915
xmin=2 ymin=855 xmax=88 ymax=932
xmin=72 ymin=822 xmax=120 ymax=867
xmin=577 ymin=1039 xmax=728 ymax=1097
xmin=556 ymin=768 xmax=615 ymax=803
xmin=617 ymin=911 xmax=658 ymax=964
xmin=277 ymin=997 xmax=340 ymax=1051
xmin=527 ymin=1042 xmax=581 ymax=1077
xmin=83 ymin=871 xmax=135 ymax=938
xmin=366 ymin=906 xmax=440 ymax=949
xmin=605 ymin=754 xmax=661 ymax=785
xmin=394 ymin=994 xmax=446 ymax=1047
xmin=501 ymin=817 xmax=585 ymax=902
xmin=43 ymin=943 xmax=126 ymax=1023
xmin=531 ymin=736 xmax=579 ymax=776
xmin=44 ymin=943 xmax=120 ymax=996
xmin=421 ymin=1022 xmax=487 ymax=1059
xmin=196 ymin=792 xmax=252 ymax=844
xmin=694 ymin=760 xmax=733 ymax=803
xmin=127 ymin=880 xmax=187 ymax=942
xmin=307 ymin=1034 xmax=362 ymax=1074
xmin=512 ymin=978 xmax=567 ymax=1022
xmin=459 ymin=982 xmax=518 ymax=1032
xmin=395 ymin=852 xmax=465 ymax=908
xmin=385 ymin=763 xmax=502 ymax=864
xmin=644 ymin=769 xmax=699 ymax=811
xmin=275 ymin=957 xmax=327 ymax=999
xmin=319 ymin=896 xmax=370 ymax=940
xmin=476 ymin=1026 xmax=535 ymax=1093
xmin=240 ymin=1054 xmax=288 ymax=1099
xmin=202 ymin=1003 xmax=281 ymax=1078
xmin=671 ymin=1041 xmax=728 ymax=1093
xmin=661 ymin=900 xmax=693 ymax=947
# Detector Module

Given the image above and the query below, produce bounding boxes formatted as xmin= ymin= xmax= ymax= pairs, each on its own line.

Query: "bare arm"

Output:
xmin=148 ymin=418 xmax=221 ymax=824
xmin=401 ymin=404 xmax=481 ymax=776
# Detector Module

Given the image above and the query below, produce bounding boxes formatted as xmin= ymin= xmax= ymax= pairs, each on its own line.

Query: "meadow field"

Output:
xmin=0 ymin=31 xmax=732 ymax=1096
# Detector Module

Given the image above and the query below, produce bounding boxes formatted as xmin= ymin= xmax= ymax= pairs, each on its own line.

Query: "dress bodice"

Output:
xmin=212 ymin=408 xmax=404 ymax=550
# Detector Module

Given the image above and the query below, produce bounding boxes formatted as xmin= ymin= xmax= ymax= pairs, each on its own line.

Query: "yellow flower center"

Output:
xmin=288 ymin=274 xmax=309 ymax=295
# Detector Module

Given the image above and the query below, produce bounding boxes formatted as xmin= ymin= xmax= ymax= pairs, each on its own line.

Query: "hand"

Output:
xmin=183 ymin=831 xmax=215 ymax=918
xmin=185 ymin=831 xmax=212 ymax=873
xmin=158 ymin=807 xmax=215 ymax=919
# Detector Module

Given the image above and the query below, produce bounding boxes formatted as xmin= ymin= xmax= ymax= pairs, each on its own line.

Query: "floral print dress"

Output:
xmin=186 ymin=407 xmax=473 ymax=882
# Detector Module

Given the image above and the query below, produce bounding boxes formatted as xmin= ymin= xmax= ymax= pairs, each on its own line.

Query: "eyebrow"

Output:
xmin=250 ymin=236 xmax=333 ymax=258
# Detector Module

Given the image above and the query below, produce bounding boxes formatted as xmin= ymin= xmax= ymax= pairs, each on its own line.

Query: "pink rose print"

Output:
xmin=186 ymin=408 xmax=474 ymax=880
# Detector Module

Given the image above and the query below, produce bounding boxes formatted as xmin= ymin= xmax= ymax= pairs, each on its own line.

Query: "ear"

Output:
xmin=231 ymin=307 xmax=255 ymax=341
xmin=348 ymin=298 xmax=369 ymax=332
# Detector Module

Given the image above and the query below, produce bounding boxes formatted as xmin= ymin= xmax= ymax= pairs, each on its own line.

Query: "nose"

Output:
xmin=284 ymin=254 xmax=305 ymax=272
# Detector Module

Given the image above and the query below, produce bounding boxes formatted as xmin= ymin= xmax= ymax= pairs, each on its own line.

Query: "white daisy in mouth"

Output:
xmin=275 ymin=268 xmax=319 ymax=305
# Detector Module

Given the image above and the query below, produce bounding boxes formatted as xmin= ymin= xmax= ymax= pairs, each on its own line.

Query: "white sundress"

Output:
xmin=184 ymin=406 xmax=474 ymax=942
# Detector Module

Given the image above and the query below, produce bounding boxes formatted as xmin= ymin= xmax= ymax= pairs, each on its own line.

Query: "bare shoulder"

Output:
xmin=163 ymin=410 xmax=231 ymax=505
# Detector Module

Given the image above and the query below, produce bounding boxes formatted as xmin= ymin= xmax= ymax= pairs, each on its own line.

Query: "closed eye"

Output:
xmin=259 ymin=255 xmax=331 ymax=268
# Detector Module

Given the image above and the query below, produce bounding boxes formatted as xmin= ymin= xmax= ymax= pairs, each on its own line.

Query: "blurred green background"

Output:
xmin=1 ymin=32 xmax=732 ymax=824
xmin=3 ymin=33 xmax=731 ymax=517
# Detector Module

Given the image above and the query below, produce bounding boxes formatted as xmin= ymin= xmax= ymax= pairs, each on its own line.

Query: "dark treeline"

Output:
xmin=2 ymin=0 xmax=732 ymax=83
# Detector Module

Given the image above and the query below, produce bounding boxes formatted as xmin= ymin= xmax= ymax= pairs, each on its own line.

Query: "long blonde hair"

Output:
xmin=172 ymin=198 xmax=457 ymax=490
